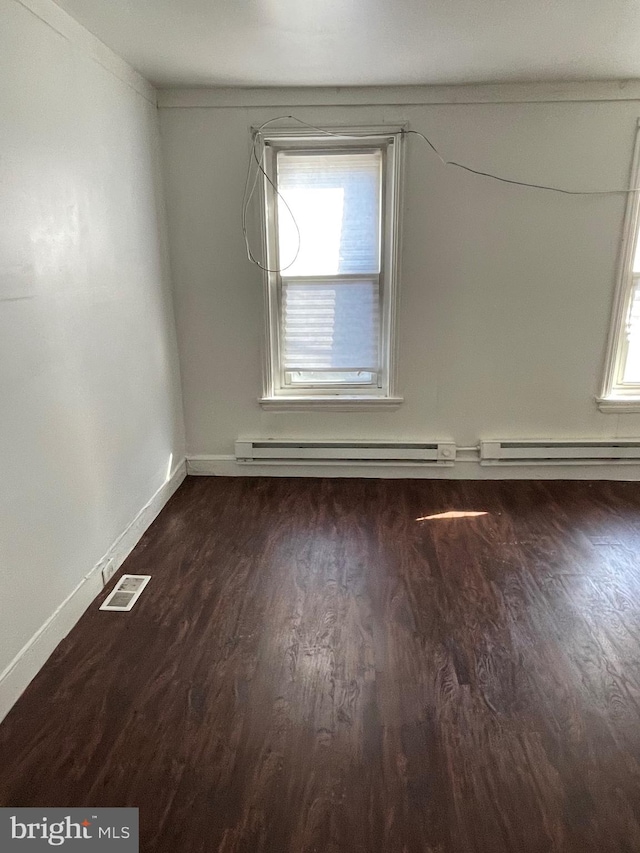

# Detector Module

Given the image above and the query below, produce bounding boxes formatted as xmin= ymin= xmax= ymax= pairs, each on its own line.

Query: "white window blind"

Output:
xmin=622 ymin=276 xmax=640 ymax=382
xmin=276 ymin=150 xmax=382 ymax=386
xmin=623 ymin=237 xmax=640 ymax=383
xmin=282 ymin=279 xmax=380 ymax=376
xmin=276 ymin=150 xmax=382 ymax=276
xmin=259 ymin=127 xmax=403 ymax=405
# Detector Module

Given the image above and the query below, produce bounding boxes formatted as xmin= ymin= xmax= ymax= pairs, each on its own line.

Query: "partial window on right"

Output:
xmin=600 ymin=120 xmax=640 ymax=410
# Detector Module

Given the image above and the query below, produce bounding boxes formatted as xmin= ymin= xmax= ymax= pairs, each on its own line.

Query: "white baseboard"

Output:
xmin=187 ymin=455 xmax=462 ymax=478
xmin=0 ymin=459 xmax=186 ymax=724
xmin=187 ymin=454 xmax=640 ymax=480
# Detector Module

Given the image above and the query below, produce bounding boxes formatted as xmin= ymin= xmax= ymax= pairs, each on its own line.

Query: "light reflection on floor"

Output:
xmin=416 ymin=510 xmax=489 ymax=521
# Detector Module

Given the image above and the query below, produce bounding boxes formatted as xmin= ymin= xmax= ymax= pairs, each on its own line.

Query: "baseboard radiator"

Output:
xmin=480 ymin=439 xmax=640 ymax=466
xmin=235 ymin=439 xmax=457 ymax=466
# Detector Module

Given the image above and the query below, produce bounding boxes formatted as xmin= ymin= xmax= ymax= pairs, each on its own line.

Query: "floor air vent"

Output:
xmin=100 ymin=575 xmax=151 ymax=612
xmin=235 ymin=439 xmax=456 ymax=466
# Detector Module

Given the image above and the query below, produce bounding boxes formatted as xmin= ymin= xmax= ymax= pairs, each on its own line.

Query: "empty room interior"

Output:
xmin=7 ymin=0 xmax=640 ymax=850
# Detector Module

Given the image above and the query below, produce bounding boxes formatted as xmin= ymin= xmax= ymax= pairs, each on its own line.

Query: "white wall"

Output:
xmin=0 ymin=0 xmax=185 ymax=716
xmin=158 ymin=87 xmax=640 ymax=474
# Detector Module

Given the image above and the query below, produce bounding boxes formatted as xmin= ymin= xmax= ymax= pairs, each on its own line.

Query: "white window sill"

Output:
xmin=259 ymin=395 xmax=404 ymax=412
xmin=597 ymin=396 xmax=640 ymax=413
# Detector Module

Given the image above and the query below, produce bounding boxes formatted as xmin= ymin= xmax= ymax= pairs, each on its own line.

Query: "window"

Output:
xmin=600 ymin=120 xmax=640 ymax=411
xmin=258 ymin=127 xmax=404 ymax=409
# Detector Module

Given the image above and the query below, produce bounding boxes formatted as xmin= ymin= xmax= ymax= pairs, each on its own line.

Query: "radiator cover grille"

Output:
xmin=480 ymin=439 xmax=640 ymax=465
xmin=235 ymin=439 xmax=456 ymax=465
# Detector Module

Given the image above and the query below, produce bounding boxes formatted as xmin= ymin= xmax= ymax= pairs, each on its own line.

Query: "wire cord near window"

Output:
xmin=242 ymin=115 xmax=640 ymax=273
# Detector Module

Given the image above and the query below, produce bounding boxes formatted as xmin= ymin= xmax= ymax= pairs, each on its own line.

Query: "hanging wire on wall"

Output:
xmin=242 ymin=114 xmax=640 ymax=273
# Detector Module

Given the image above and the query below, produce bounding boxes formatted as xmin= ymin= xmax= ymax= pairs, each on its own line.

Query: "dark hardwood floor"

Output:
xmin=3 ymin=477 xmax=640 ymax=852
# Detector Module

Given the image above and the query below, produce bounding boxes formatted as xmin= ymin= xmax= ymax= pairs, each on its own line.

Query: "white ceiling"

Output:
xmin=53 ymin=0 xmax=640 ymax=88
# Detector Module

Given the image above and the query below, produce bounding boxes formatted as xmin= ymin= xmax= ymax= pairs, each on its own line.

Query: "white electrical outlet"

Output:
xmin=101 ymin=559 xmax=117 ymax=587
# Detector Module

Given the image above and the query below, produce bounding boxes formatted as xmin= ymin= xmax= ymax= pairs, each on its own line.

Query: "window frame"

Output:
xmin=599 ymin=118 xmax=640 ymax=412
xmin=257 ymin=125 xmax=405 ymax=410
